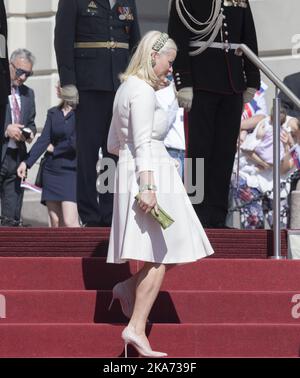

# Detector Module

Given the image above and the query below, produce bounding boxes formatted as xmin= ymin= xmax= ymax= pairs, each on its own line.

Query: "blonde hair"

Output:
xmin=120 ymin=30 xmax=177 ymax=87
xmin=58 ymin=85 xmax=79 ymax=109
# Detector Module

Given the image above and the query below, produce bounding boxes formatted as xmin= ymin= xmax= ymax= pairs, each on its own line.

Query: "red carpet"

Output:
xmin=0 ymin=228 xmax=299 ymax=357
xmin=0 ymin=228 xmax=288 ymax=258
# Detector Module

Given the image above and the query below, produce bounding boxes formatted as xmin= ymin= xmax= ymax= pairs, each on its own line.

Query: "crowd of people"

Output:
xmin=1 ymin=1 xmax=299 ymax=231
xmin=227 ymin=81 xmax=300 ymax=229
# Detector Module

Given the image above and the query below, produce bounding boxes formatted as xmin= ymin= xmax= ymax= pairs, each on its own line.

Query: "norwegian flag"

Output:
xmin=290 ymin=144 xmax=300 ymax=169
xmin=242 ymin=82 xmax=268 ymax=120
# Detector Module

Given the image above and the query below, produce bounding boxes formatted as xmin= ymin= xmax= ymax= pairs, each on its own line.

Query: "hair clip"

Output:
xmin=152 ymin=33 xmax=169 ymax=52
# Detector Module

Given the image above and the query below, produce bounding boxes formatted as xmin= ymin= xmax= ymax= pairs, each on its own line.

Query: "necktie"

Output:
xmin=11 ymin=86 xmax=21 ymax=124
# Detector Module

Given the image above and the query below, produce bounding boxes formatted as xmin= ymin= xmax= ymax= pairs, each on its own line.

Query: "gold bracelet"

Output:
xmin=139 ymin=184 xmax=157 ymax=192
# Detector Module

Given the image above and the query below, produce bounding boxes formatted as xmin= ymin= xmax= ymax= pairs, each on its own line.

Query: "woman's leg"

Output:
xmin=128 ymin=263 xmax=166 ymax=336
xmin=46 ymin=201 xmax=63 ymax=227
xmin=120 ymin=263 xmax=171 ymax=356
xmin=123 ymin=264 xmax=175 ymax=296
xmin=61 ymin=201 xmax=80 ymax=227
xmin=110 ymin=264 xmax=176 ymax=323
xmin=118 ymin=263 xmax=177 ymax=356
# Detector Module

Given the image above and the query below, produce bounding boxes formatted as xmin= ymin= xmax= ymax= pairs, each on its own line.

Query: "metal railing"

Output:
xmin=239 ymin=44 xmax=300 ymax=259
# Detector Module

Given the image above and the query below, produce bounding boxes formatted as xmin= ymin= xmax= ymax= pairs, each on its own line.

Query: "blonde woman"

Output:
xmin=107 ymin=31 xmax=214 ymax=357
xmin=17 ymin=86 xmax=80 ymax=227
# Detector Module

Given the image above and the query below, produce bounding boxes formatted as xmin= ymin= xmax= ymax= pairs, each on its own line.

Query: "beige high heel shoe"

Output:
xmin=108 ymin=281 xmax=134 ymax=319
xmin=122 ymin=326 xmax=167 ymax=358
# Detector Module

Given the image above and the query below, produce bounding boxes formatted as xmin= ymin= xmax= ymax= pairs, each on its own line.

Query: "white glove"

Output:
xmin=177 ymin=87 xmax=193 ymax=112
xmin=243 ymin=87 xmax=256 ymax=104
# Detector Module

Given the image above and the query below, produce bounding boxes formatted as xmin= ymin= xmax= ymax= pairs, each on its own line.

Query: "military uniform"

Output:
xmin=0 ymin=0 xmax=10 ymax=168
xmin=168 ymin=0 xmax=260 ymax=227
xmin=55 ymin=0 xmax=140 ymax=226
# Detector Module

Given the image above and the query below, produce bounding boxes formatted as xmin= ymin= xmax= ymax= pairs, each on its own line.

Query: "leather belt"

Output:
xmin=189 ymin=41 xmax=241 ymax=51
xmin=74 ymin=41 xmax=129 ymax=49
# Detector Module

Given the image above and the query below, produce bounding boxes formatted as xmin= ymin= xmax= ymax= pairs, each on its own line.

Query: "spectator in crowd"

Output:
xmin=0 ymin=48 xmax=36 ymax=226
xmin=106 ymin=31 xmax=213 ymax=357
xmin=155 ymin=75 xmax=185 ymax=179
xmin=279 ymin=72 xmax=300 ymax=118
xmin=231 ymin=108 xmax=300 ymax=229
xmin=239 ymin=82 xmax=268 ymax=144
xmin=54 ymin=0 xmax=140 ymax=227
xmin=0 ymin=0 xmax=10 ymax=167
xmin=17 ymin=86 xmax=80 ymax=228
xmin=227 ymin=82 xmax=268 ymax=228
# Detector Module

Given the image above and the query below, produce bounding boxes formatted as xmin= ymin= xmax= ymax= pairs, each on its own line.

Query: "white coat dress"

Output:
xmin=106 ymin=76 xmax=214 ymax=264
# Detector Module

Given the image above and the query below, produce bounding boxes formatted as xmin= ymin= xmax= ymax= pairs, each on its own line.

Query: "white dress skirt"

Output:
xmin=106 ymin=76 xmax=214 ymax=264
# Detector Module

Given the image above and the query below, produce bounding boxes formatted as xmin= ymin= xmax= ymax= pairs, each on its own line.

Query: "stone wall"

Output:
xmin=3 ymin=0 xmax=300 ymax=225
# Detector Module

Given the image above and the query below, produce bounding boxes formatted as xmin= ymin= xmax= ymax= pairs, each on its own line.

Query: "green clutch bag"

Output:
xmin=135 ymin=194 xmax=175 ymax=229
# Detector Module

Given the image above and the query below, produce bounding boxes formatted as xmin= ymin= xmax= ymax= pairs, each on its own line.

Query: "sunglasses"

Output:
xmin=11 ymin=62 xmax=33 ymax=78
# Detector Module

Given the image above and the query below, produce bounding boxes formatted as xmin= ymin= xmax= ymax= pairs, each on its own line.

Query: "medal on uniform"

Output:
xmin=118 ymin=6 xmax=134 ymax=21
xmin=118 ymin=7 xmax=125 ymax=20
xmin=126 ymin=7 xmax=134 ymax=20
xmin=86 ymin=0 xmax=98 ymax=14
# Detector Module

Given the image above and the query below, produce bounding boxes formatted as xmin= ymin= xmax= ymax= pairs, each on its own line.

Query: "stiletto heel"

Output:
xmin=108 ymin=297 xmax=115 ymax=312
xmin=108 ymin=282 xmax=134 ymax=319
xmin=121 ymin=326 xmax=167 ymax=357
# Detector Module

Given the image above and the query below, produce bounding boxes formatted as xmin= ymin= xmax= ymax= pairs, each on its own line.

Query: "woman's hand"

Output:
xmin=17 ymin=162 xmax=27 ymax=179
xmin=138 ymin=190 xmax=158 ymax=214
xmin=280 ymin=129 xmax=289 ymax=145
xmin=47 ymin=144 xmax=54 ymax=153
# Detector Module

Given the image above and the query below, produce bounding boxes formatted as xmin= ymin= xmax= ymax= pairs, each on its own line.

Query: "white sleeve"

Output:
xmin=130 ymin=84 xmax=155 ymax=173
xmin=240 ymin=119 xmax=264 ymax=152
xmin=107 ymin=116 xmax=120 ymax=156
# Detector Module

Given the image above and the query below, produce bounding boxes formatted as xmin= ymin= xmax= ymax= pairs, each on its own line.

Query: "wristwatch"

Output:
xmin=139 ymin=184 xmax=157 ymax=192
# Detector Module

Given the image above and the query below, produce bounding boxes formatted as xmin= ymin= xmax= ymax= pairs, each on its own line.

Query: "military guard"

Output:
xmin=0 ymin=0 xmax=10 ymax=168
xmin=168 ymin=0 xmax=260 ymax=228
xmin=54 ymin=0 xmax=140 ymax=226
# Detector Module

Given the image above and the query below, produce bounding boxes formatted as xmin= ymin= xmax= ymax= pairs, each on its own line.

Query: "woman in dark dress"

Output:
xmin=17 ymin=86 xmax=80 ymax=227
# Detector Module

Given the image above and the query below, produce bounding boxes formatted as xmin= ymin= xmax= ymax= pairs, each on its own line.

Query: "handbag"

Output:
xmin=135 ymin=193 xmax=175 ymax=229
xmin=34 ymin=154 xmax=47 ymax=188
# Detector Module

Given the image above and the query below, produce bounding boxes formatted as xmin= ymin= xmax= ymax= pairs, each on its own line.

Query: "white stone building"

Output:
xmin=4 ymin=0 xmax=300 ymax=225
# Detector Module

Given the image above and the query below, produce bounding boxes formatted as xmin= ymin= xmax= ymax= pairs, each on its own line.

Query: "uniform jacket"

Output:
xmin=1 ymin=85 xmax=37 ymax=163
xmin=54 ymin=0 xmax=140 ymax=92
xmin=168 ymin=0 xmax=260 ymax=94
xmin=279 ymin=72 xmax=300 ymax=119
xmin=26 ymin=107 xmax=77 ymax=170
xmin=0 ymin=0 xmax=10 ymax=105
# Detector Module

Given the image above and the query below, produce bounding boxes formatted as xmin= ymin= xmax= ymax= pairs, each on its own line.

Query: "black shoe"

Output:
xmin=17 ymin=220 xmax=32 ymax=227
xmin=0 ymin=218 xmax=30 ymax=227
xmin=1 ymin=219 xmax=15 ymax=227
